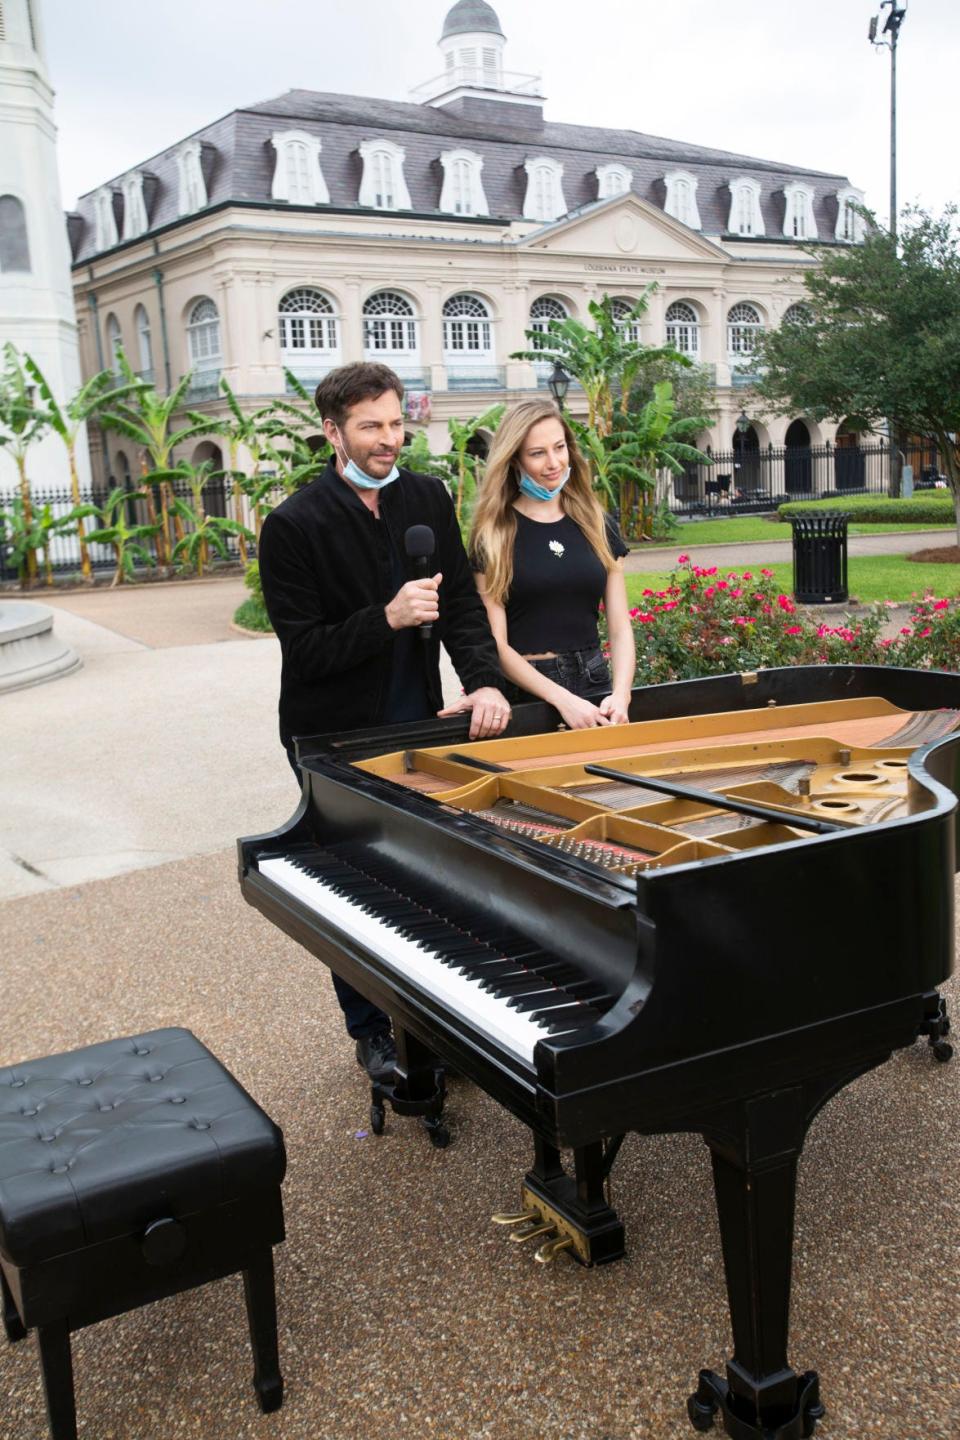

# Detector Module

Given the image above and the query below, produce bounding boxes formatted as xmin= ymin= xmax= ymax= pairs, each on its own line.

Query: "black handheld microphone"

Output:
xmin=404 ymin=524 xmax=436 ymax=642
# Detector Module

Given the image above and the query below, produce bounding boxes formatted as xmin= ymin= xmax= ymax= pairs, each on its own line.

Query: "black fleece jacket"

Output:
xmin=258 ymin=459 xmax=503 ymax=745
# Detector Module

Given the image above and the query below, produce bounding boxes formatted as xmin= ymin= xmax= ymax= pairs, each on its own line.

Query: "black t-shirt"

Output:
xmin=495 ymin=510 xmax=628 ymax=654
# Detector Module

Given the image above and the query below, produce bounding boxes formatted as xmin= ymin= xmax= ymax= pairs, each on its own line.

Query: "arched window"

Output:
xmin=523 ymin=158 xmax=566 ymax=223
xmin=105 ymin=312 xmax=123 ymax=371
xmin=610 ymin=297 xmax=643 ymax=345
xmin=782 ymin=183 xmax=817 ymax=240
xmin=93 ymin=188 xmax=118 ymax=251
xmin=359 ymin=140 xmax=412 ymax=210
xmin=783 ymin=303 xmax=813 ymax=327
xmin=135 ymin=304 xmax=153 ymax=378
xmin=278 ymin=288 xmax=340 ymax=361
xmin=270 ymin=131 xmax=329 ymax=206
xmin=835 ymin=188 xmax=866 ymax=243
xmin=439 ymin=150 xmax=488 ymax=217
xmin=362 ymin=290 xmax=419 ymax=364
xmin=121 ymin=173 xmax=148 ymax=240
xmin=0 ymin=195 xmax=30 ymax=272
xmin=442 ymin=293 xmax=493 ymax=363
xmin=177 ymin=141 xmax=207 ymax=216
xmin=727 ymin=302 xmax=763 ymax=357
xmin=529 ymin=294 xmax=569 ymax=344
xmin=596 ymin=164 xmax=632 ymax=199
xmin=727 ymin=177 xmax=764 ymax=237
xmin=187 ymin=297 xmax=221 ymax=369
xmin=665 ymin=300 xmax=700 ymax=359
xmin=664 ymin=170 xmax=701 ymax=229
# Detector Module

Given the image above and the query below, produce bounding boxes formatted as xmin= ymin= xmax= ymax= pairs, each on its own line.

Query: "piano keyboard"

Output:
xmin=257 ymin=847 xmax=614 ymax=1065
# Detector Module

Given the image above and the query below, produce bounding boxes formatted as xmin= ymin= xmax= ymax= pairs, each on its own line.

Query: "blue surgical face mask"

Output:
xmin=519 ymin=466 xmax=571 ymax=502
xmin=333 ymin=428 xmax=399 ymax=491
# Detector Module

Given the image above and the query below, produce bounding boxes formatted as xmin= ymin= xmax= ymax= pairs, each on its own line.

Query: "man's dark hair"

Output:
xmin=314 ymin=362 xmax=404 ymax=429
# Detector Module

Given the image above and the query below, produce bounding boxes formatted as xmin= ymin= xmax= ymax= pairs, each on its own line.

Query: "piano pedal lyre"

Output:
xmin=535 ymin=1235 xmax=574 ymax=1265
xmin=491 ymin=1208 xmax=539 ymax=1226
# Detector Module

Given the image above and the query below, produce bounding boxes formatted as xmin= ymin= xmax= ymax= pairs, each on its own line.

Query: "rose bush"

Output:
xmin=605 ymin=557 xmax=960 ymax=683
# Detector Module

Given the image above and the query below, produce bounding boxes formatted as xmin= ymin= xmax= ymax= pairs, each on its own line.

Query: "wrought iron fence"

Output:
xmin=0 ymin=476 xmax=250 ymax=584
xmin=665 ymin=442 xmax=903 ymax=515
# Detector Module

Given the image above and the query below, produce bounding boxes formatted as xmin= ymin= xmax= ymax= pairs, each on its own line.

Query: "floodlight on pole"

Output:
xmin=869 ymin=0 xmax=907 ymax=239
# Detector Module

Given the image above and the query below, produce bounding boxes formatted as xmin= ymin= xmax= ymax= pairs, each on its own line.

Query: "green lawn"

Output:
xmin=648 ymin=515 xmax=954 ymax=546
xmin=626 ymin=555 xmax=960 ymax=606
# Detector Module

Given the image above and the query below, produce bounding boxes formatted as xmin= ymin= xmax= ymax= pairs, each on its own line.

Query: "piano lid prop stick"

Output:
xmin=583 ymin=764 xmax=846 ymax=836
xmin=444 ymin=752 xmax=511 ymax=773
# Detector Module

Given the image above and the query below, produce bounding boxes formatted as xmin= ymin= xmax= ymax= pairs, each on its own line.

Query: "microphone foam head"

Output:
xmin=404 ymin=524 xmax=435 ymax=559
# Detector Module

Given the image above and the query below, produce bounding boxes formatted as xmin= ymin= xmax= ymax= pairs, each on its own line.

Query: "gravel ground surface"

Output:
xmin=0 ymin=853 xmax=957 ymax=1440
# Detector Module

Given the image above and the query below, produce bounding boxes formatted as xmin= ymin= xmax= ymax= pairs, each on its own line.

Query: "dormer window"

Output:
xmin=523 ymin=157 xmax=566 ymax=224
xmin=727 ymin=176 xmax=764 ymax=237
xmin=270 ymin=130 xmax=329 ymax=206
xmin=836 ymin=187 xmax=866 ymax=243
xmin=596 ymin=164 xmax=632 ymax=200
xmin=93 ymin=187 xmax=118 ymax=251
xmin=359 ymin=140 xmax=412 ymax=211
xmin=177 ymin=141 xmax=207 ymax=216
xmin=439 ymin=149 xmax=488 ymax=217
xmin=121 ymin=173 xmax=148 ymax=240
xmin=783 ymin=183 xmax=817 ymax=240
xmin=663 ymin=170 xmax=701 ymax=230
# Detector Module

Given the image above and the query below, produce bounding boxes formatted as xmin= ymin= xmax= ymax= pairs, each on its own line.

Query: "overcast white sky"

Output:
xmin=44 ymin=0 xmax=958 ymax=223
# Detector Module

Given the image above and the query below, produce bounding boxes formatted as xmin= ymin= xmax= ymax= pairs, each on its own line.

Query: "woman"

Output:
xmin=470 ymin=399 xmax=635 ymax=729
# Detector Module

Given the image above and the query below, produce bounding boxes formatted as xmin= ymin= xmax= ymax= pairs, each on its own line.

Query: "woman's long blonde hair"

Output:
xmin=470 ymin=399 xmax=616 ymax=606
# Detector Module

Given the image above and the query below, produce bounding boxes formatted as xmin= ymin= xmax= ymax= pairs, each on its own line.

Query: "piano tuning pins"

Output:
xmin=535 ymin=1235 xmax=574 ymax=1265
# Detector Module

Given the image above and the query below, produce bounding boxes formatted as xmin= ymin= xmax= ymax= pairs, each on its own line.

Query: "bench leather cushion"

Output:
xmin=0 ymin=1028 xmax=285 ymax=1267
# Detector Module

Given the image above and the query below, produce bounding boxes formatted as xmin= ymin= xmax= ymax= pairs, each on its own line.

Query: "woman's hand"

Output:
xmin=557 ymin=693 xmax=610 ymax=729
xmin=598 ymin=691 xmax=631 ymax=725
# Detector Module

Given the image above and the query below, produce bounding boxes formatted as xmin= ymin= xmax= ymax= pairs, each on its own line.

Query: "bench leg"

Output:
xmin=0 ymin=1268 xmax=26 ymax=1343
xmin=243 ymin=1248 xmax=283 ymax=1413
xmin=37 ymin=1321 xmax=78 ymax=1440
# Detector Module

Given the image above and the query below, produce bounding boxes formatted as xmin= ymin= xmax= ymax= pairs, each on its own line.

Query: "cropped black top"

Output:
xmin=481 ymin=510 xmax=628 ymax=655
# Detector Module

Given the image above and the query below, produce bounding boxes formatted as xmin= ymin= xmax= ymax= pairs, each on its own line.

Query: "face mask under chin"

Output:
xmin=333 ymin=429 xmax=400 ymax=491
xmin=518 ymin=466 xmax=571 ymax=502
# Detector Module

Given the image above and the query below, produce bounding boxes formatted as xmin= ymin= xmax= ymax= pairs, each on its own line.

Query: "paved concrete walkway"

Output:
xmin=624 ymin=527 xmax=955 ymax=572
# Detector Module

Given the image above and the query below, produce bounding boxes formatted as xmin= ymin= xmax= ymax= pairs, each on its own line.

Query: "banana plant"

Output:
xmin=78 ymin=488 xmax=160 ymax=587
xmin=154 ymin=460 xmax=253 ymax=577
xmin=0 ymin=343 xmax=50 ymax=586
xmin=0 ymin=496 xmax=83 ymax=588
xmin=24 ymin=355 xmax=142 ymax=582
xmin=447 ymin=403 xmax=505 ymax=532
xmin=98 ymin=355 xmax=205 ymax=568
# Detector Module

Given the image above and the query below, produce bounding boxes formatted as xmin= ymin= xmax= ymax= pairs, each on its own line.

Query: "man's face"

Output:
xmin=324 ymin=390 xmax=405 ymax=479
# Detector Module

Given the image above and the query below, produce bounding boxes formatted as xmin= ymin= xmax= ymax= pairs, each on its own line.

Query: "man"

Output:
xmin=258 ymin=361 xmax=510 ymax=1083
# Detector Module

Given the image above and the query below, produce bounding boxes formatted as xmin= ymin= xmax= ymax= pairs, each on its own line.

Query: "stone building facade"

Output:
xmin=64 ymin=0 xmax=867 ymax=484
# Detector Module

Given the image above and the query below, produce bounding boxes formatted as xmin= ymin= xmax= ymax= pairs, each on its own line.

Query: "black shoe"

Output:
xmin=355 ymin=1030 xmax=397 ymax=1083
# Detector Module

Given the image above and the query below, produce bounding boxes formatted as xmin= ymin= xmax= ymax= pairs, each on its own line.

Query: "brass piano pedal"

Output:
xmin=535 ymin=1235 xmax=575 ymax=1265
xmin=491 ymin=1208 xmax=539 ymax=1227
xmin=509 ymin=1221 xmax=557 ymax=1245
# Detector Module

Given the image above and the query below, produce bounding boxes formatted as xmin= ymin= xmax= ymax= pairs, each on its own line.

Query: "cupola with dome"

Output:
xmin=409 ymin=0 xmax=543 ymax=119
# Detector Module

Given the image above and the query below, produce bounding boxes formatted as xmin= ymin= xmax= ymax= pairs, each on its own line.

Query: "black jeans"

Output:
xmin=285 ymin=747 xmax=392 ymax=1040
xmin=523 ymin=645 xmax=611 ymax=701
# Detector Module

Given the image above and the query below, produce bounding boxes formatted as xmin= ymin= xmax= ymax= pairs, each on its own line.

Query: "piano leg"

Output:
xmin=919 ymin=991 xmax=953 ymax=1063
xmin=688 ymin=1088 xmax=825 ymax=1439
xmin=370 ymin=1027 xmax=449 ymax=1148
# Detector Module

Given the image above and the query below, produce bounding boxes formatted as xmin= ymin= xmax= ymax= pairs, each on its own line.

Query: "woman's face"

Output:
xmin=518 ymin=417 xmax=568 ymax=490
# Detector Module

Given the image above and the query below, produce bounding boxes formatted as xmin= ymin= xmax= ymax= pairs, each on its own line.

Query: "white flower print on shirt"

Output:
xmin=548 ymin=539 xmax=565 ymax=558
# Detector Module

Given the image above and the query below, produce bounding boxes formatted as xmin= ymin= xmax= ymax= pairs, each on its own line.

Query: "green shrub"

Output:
xmin=778 ymin=494 xmax=954 ymax=525
xmin=244 ymin=558 xmax=264 ymax=603
xmin=605 ymin=557 xmax=959 ymax=682
xmin=233 ymin=593 xmax=273 ymax=633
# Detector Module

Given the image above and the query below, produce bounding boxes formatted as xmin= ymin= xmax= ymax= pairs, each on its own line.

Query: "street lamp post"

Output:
xmin=869 ymin=1 xmax=907 ymax=240
xmin=547 ymin=361 xmax=570 ymax=407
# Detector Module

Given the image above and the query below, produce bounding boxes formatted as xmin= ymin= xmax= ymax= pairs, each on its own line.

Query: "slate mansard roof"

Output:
xmin=67 ymin=87 xmax=855 ymax=264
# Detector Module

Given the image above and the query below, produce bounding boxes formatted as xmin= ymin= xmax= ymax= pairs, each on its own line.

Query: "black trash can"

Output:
xmin=789 ymin=511 xmax=851 ymax=604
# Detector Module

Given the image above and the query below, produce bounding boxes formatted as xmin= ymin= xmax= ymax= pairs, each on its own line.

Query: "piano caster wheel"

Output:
xmin=423 ymin=1118 xmax=450 ymax=1148
xmin=370 ymin=1102 xmax=386 ymax=1135
xmin=686 ymin=1393 xmax=716 ymax=1433
xmin=933 ymin=1039 xmax=953 ymax=1063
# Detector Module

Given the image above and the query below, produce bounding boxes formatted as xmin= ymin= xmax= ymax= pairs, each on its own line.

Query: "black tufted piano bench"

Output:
xmin=0 ymin=1027 xmax=286 ymax=1440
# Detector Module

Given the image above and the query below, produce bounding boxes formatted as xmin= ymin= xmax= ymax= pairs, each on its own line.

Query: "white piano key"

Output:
xmin=258 ymin=855 xmax=582 ymax=1065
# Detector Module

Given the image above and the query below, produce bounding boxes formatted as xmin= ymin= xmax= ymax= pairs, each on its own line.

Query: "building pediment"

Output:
xmin=517 ymin=194 xmax=729 ymax=263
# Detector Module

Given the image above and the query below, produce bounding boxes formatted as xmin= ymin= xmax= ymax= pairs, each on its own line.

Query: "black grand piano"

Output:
xmin=239 ymin=664 xmax=960 ymax=1440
